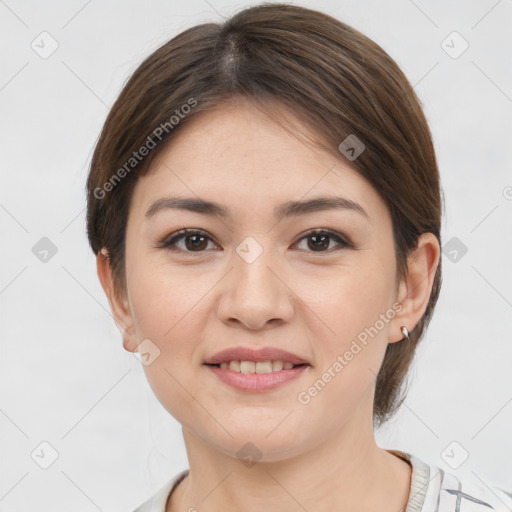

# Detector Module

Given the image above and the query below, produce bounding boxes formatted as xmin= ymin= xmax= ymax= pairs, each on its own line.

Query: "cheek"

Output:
xmin=322 ymin=264 xmax=395 ymax=331
xmin=298 ymin=271 xmax=394 ymax=421
xmin=127 ymin=263 xmax=206 ymax=416
xmin=126 ymin=254 xmax=201 ymax=341
xmin=311 ymin=260 xmax=396 ymax=378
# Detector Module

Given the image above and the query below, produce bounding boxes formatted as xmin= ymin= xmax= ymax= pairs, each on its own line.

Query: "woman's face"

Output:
xmin=117 ymin=98 xmax=409 ymax=460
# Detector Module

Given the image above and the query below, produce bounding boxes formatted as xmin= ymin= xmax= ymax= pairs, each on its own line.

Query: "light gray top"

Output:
xmin=132 ymin=450 xmax=512 ymax=512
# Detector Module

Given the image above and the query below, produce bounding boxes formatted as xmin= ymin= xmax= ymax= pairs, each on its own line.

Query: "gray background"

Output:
xmin=1 ymin=0 xmax=511 ymax=510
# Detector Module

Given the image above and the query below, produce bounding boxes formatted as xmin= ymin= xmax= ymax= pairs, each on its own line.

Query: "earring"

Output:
xmin=400 ymin=326 xmax=410 ymax=341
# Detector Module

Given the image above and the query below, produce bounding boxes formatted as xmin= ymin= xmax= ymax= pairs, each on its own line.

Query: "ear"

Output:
xmin=96 ymin=249 xmax=138 ymax=353
xmin=389 ymin=232 xmax=440 ymax=343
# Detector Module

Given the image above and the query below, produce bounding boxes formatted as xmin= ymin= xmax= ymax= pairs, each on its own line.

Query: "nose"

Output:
xmin=216 ymin=245 xmax=295 ymax=330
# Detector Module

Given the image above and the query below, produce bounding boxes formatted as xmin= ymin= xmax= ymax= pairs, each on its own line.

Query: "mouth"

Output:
xmin=203 ymin=360 xmax=310 ymax=392
xmin=203 ymin=346 xmax=311 ymax=390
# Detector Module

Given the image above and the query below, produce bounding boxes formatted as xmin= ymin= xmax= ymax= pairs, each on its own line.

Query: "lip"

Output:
xmin=205 ymin=364 xmax=309 ymax=392
xmin=203 ymin=346 xmax=309 ymax=365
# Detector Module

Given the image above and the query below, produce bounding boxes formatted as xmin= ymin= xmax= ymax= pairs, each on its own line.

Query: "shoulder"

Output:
xmin=132 ymin=469 xmax=189 ymax=512
xmin=405 ymin=451 xmax=512 ymax=512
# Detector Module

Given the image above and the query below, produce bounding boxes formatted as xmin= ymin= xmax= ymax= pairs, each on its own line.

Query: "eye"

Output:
xmin=293 ymin=229 xmax=352 ymax=252
xmin=157 ymin=229 xmax=219 ymax=254
xmin=157 ymin=228 xmax=352 ymax=255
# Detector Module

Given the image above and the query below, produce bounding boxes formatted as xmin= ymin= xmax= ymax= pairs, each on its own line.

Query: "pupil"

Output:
xmin=186 ymin=234 xmax=207 ymax=251
xmin=309 ymin=234 xmax=329 ymax=251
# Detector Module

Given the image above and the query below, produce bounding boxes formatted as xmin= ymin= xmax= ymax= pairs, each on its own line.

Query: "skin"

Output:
xmin=97 ymin=97 xmax=440 ymax=512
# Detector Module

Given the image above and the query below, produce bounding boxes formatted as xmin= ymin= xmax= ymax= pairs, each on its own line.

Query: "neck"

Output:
xmin=167 ymin=406 xmax=412 ymax=512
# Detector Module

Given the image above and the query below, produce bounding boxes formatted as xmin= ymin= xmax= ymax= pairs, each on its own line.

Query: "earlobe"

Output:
xmin=389 ymin=233 xmax=440 ymax=344
xmin=96 ymin=249 xmax=138 ymax=353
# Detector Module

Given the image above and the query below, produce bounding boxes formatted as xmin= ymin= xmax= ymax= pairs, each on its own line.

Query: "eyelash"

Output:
xmin=156 ymin=228 xmax=354 ymax=256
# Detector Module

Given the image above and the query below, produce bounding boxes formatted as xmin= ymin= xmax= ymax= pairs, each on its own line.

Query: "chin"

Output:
xmin=217 ymin=436 xmax=308 ymax=465
xmin=197 ymin=420 xmax=313 ymax=463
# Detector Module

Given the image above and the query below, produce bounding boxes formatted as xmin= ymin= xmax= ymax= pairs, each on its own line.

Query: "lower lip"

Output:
xmin=204 ymin=364 xmax=310 ymax=392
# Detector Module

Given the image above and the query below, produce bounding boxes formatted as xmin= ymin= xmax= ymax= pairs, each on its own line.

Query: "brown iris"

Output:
xmin=307 ymin=233 xmax=330 ymax=251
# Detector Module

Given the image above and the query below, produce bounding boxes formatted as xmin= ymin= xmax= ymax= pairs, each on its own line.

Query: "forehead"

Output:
xmin=154 ymin=98 xmax=332 ymax=176
xmin=129 ymin=99 xmax=387 ymax=224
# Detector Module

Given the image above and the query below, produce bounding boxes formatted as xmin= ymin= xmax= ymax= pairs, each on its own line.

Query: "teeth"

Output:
xmin=272 ymin=360 xmax=283 ymax=371
xmin=228 ymin=360 xmax=240 ymax=372
xmin=256 ymin=361 xmax=273 ymax=374
xmin=217 ymin=360 xmax=301 ymax=373
xmin=240 ymin=361 xmax=256 ymax=374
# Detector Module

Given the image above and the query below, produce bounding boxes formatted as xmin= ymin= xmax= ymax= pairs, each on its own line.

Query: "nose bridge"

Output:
xmin=217 ymin=235 xmax=293 ymax=328
xmin=233 ymin=235 xmax=280 ymax=299
xmin=236 ymin=243 xmax=274 ymax=288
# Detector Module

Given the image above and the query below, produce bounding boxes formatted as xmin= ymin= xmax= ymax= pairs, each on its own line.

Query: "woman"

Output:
xmin=86 ymin=3 xmax=511 ymax=511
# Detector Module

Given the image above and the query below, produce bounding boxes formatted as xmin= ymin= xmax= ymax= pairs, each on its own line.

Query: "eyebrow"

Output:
xmin=145 ymin=195 xmax=368 ymax=221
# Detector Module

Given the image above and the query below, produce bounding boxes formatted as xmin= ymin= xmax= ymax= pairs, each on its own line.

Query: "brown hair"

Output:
xmin=86 ymin=2 xmax=443 ymax=427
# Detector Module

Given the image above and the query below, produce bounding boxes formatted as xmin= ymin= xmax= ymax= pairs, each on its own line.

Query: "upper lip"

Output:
xmin=204 ymin=346 xmax=309 ymax=365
